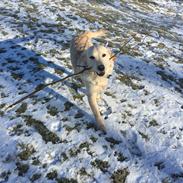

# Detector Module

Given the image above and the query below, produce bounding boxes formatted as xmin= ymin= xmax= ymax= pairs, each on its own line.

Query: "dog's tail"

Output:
xmin=85 ymin=30 xmax=107 ymax=39
xmin=72 ymin=30 xmax=107 ymax=53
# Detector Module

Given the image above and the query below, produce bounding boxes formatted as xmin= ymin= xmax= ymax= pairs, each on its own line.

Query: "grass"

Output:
xmin=104 ymin=91 xmax=116 ymax=98
xmin=79 ymin=167 xmax=89 ymax=176
xmin=32 ymin=157 xmax=41 ymax=165
xmin=154 ymin=161 xmax=165 ymax=170
xmin=0 ymin=171 xmax=11 ymax=182
xmin=91 ymin=159 xmax=109 ymax=172
xmin=23 ymin=115 xmax=61 ymax=144
xmin=11 ymin=73 xmax=23 ymax=80
xmin=74 ymin=110 xmax=84 ymax=119
xmin=16 ymin=162 xmax=29 ymax=176
xmin=56 ymin=177 xmax=78 ymax=183
xmin=157 ymin=70 xmax=176 ymax=83
xmin=149 ymin=119 xmax=159 ymax=127
xmin=138 ymin=131 xmax=149 ymax=141
xmin=79 ymin=142 xmax=90 ymax=149
xmin=47 ymin=105 xmax=59 ymax=116
xmin=69 ymin=148 xmax=81 ymax=157
xmin=171 ymin=172 xmax=183 ymax=181
xmin=30 ymin=173 xmax=42 ymax=182
xmin=68 ymin=139 xmax=92 ymax=158
xmin=18 ymin=143 xmax=35 ymax=161
xmin=46 ymin=170 xmax=58 ymax=180
xmin=73 ymin=93 xmax=85 ymax=101
xmin=64 ymin=125 xmax=76 ymax=132
xmin=54 ymin=68 xmax=64 ymax=76
xmin=114 ymin=152 xmax=128 ymax=162
xmin=64 ymin=101 xmax=74 ymax=111
xmin=69 ymin=86 xmax=85 ymax=101
xmin=117 ymin=74 xmax=144 ymax=90
xmin=105 ymin=137 xmax=121 ymax=145
xmin=9 ymin=124 xmax=23 ymax=136
xmin=157 ymin=70 xmax=183 ymax=92
xmin=0 ymin=48 xmax=6 ymax=53
xmin=15 ymin=103 xmax=27 ymax=114
xmin=90 ymin=136 xmax=98 ymax=143
xmin=111 ymin=168 xmax=129 ymax=183
xmin=61 ymin=152 xmax=69 ymax=162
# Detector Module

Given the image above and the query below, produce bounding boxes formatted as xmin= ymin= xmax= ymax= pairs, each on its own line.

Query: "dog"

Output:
xmin=70 ymin=30 xmax=116 ymax=131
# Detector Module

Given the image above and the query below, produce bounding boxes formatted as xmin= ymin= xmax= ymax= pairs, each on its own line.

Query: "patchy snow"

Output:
xmin=0 ymin=0 xmax=183 ymax=183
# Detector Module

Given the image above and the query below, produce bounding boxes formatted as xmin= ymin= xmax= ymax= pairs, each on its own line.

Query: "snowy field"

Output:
xmin=0 ymin=0 xmax=183 ymax=182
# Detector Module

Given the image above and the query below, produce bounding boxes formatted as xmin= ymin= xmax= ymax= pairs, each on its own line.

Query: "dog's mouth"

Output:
xmin=96 ymin=71 xmax=105 ymax=76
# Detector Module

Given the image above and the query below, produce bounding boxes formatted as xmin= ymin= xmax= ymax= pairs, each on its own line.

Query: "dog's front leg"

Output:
xmin=96 ymin=93 xmax=101 ymax=103
xmin=88 ymin=94 xmax=105 ymax=131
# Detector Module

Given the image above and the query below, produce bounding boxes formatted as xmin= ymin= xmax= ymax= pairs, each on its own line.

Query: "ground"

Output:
xmin=0 ymin=0 xmax=183 ymax=183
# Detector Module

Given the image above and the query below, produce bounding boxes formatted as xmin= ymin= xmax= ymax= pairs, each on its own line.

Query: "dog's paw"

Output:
xmin=96 ymin=117 xmax=106 ymax=132
xmin=98 ymin=123 xmax=106 ymax=132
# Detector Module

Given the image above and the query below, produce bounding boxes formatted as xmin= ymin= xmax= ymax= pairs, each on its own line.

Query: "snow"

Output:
xmin=0 ymin=0 xmax=183 ymax=183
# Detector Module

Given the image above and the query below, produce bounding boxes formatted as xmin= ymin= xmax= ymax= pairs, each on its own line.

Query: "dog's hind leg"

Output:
xmin=88 ymin=94 xmax=105 ymax=131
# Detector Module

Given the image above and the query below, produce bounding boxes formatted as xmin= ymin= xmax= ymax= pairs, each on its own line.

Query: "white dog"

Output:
xmin=70 ymin=30 xmax=116 ymax=131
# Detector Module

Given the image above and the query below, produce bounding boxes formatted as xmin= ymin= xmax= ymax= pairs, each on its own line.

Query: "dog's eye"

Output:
xmin=89 ymin=56 xmax=95 ymax=59
xmin=102 ymin=54 xmax=106 ymax=57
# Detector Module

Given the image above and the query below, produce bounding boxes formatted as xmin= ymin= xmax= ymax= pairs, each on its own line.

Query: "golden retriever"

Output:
xmin=70 ymin=30 xmax=116 ymax=131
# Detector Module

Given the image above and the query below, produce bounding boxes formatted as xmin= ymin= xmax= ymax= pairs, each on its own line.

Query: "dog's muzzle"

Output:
xmin=96 ymin=64 xmax=105 ymax=76
xmin=96 ymin=71 xmax=105 ymax=76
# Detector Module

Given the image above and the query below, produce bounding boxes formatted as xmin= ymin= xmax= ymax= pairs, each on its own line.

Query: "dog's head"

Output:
xmin=86 ymin=45 xmax=116 ymax=77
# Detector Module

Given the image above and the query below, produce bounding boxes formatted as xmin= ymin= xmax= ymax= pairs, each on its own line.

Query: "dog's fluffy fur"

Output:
xmin=70 ymin=30 xmax=116 ymax=131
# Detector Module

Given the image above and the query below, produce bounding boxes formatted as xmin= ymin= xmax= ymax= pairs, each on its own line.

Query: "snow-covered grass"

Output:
xmin=0 ymin=0 xmax=183 ymax=182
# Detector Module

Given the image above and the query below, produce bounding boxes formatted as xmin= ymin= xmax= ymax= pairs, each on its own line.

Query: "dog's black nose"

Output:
xmin=97 ymin=65 xmax=105 ymax=71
